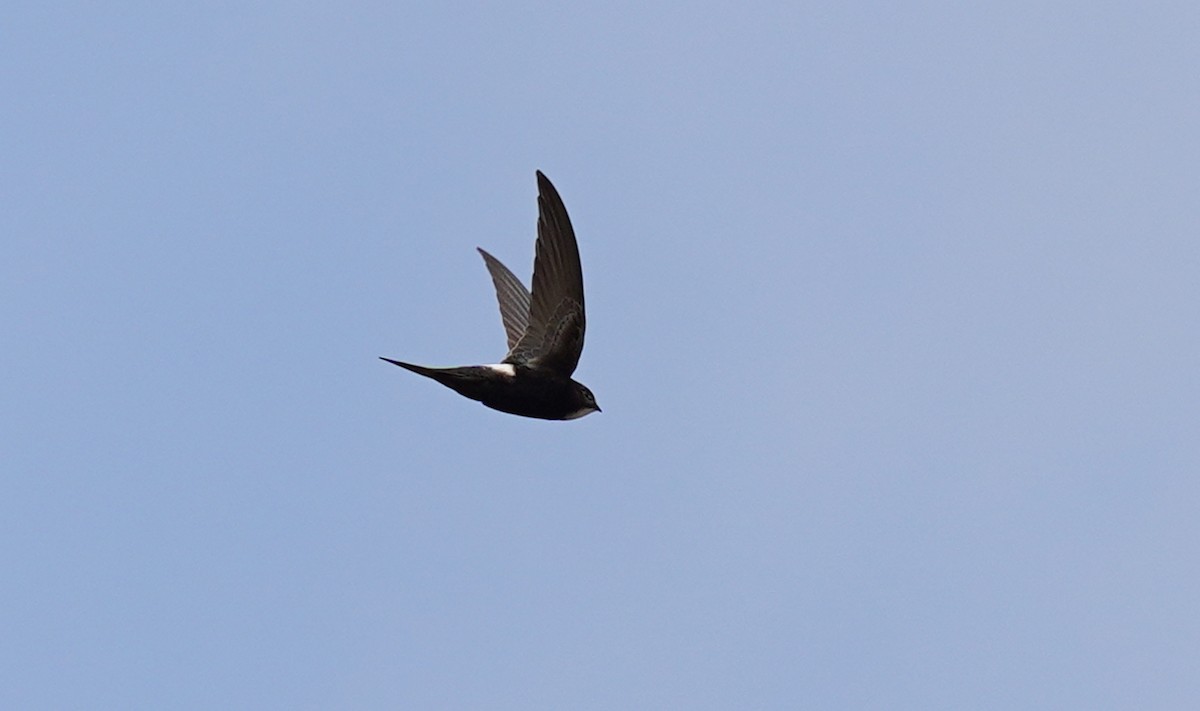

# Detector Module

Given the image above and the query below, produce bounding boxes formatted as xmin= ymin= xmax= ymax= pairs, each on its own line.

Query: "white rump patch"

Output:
xmin=483 ymin=363 xmax=516 ymax=377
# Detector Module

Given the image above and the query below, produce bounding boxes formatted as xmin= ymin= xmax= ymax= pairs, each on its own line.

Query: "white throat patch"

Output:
xmin=483 ymin=363 xmax=516 ymax=377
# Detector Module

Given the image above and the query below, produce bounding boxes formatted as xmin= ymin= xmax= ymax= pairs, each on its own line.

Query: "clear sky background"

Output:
xmin=3 ymin=2 xmax=1198 ymax=709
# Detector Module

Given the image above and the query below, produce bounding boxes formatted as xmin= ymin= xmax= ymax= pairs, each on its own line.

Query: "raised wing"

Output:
xmin=477 ymin=248 xmax=531 ymax=352
xmin=504 ymin=171 xmax=586 ymax=377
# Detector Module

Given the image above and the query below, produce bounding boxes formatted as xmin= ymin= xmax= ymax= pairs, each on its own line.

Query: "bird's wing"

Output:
xmin=477 ymin=248 xmax=531 ymax=352
xmin=504 ymin=171 xmax=586 ymax=377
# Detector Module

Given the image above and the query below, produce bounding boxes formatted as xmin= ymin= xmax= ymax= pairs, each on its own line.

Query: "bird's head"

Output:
xmin=565 ymin=381 xmax=601 ymax=419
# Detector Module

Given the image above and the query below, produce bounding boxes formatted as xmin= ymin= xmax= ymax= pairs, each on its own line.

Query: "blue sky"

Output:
xmin=3 ymin=2 xmax=1198 ymax=708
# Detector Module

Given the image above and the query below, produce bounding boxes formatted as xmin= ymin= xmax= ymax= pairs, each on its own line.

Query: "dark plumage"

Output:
xmin=381 ymin=171 xmax=600 ymax=420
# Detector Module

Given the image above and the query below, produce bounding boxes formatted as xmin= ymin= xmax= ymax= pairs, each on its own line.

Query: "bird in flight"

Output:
xmin=381 ymin=171 xmax=600 ymax=420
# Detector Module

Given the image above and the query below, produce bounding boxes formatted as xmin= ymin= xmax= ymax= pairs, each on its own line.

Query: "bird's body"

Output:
xmin=379 ymin=360 xmax=596 ymax=420
xmin=381 ymin=171 xmax=600 ymax=420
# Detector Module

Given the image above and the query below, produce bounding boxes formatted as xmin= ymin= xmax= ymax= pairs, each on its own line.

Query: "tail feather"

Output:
xmin=381 ymin=357 xmax=491 ymax=404
xmin=379 ymin=357 xmax=437 ymax=378
xmin=380 ymin=358 xmax=477 ymax=387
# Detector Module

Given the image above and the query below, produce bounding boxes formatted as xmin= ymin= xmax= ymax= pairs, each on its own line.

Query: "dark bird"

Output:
xmin=381 ymin=171 xmax=600 ymax=420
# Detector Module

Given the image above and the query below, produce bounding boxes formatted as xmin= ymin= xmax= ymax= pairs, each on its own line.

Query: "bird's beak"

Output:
xmin=594 ymin=405 xmax=602 ymax=413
